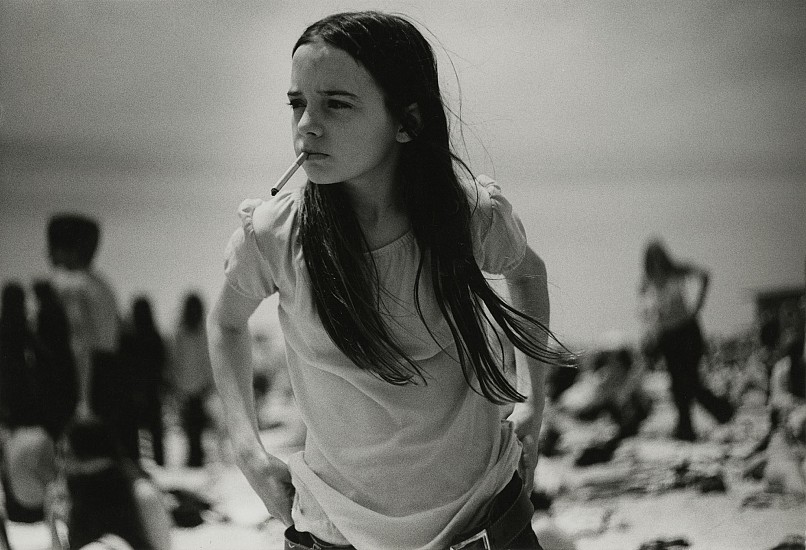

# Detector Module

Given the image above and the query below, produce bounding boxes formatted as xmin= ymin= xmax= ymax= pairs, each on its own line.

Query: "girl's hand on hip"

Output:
xmin=237 ymin=447 xmax=295 ymax=526
xmin=508 ymin=403 xmax=539 ymax=494
xmin=517 ymin=433 xmax=538 ymax=494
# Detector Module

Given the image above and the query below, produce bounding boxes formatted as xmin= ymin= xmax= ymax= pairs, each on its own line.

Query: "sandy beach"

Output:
xmin=5 ymin=371 xmax=804 ymax=550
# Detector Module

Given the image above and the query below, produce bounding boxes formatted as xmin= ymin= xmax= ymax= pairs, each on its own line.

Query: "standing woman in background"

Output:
xmin=170 ymin=293 xmax=214 ymax=468
xmin=120 ymin=297 xmax=167 ymax=466
xmin=639 ymin=239 xmax=734 ymax=441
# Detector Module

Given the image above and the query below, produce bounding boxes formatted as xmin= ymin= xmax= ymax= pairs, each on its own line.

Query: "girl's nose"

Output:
xmin=297 ymin=108 xmax=322 ymax=137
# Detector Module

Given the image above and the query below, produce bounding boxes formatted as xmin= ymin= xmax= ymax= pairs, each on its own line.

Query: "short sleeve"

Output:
xmin=469 ymin=176 xmax=528 ymax=275
xmin=223 ymin=199 xmax=277 ymax=299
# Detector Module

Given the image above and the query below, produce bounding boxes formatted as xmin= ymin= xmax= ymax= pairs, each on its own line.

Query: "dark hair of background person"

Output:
xmin=180 ymin=293 xmax=204 ymax=332
xmin=132 ymin=298 xmax=159 ymax=336
xmin=643 ymin=239 xmax=687 ymax=280
xmin=47 ymin=215 xmax=100 ymax=268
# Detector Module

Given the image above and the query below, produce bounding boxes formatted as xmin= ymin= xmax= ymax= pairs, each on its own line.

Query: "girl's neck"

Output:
xmin=343 ymin=177 xmax=409 ymax=250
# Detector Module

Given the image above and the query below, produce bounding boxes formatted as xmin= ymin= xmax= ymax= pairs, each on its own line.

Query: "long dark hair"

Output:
xmin=643 ymin=239 xmax=683 ymax=281
xmin=295 ymin=11 xmax=571 ymax=404
xmin=180 ymin=293 xmax=204 ymax=332
xmin=132 ymin=296 xmax=158 ymax=336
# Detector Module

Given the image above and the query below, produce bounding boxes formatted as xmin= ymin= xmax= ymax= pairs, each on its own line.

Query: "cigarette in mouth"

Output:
xmin=271 ymin=151 xmax=308 ymax=196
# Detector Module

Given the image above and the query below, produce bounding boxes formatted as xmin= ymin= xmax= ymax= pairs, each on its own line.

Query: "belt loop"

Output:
xmin=450 ymin=529 xmax=491 ymax=550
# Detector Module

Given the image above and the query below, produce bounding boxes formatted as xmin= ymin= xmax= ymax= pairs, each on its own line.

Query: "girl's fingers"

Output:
xmin=519 ymin=434 xmax=537 ymax=493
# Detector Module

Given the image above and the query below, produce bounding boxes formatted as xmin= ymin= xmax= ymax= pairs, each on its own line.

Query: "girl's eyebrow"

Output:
xmin=287 ymin=89 xmax=359 ymax=99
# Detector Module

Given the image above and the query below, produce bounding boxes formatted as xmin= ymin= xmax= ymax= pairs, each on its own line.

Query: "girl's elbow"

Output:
xmin=509 ymin=247 xmax=546 ymax=281
xmin=208 ymin=302 xmax=249 ymax=335
xmin=206 ymin=313 xmax=227 ymax=340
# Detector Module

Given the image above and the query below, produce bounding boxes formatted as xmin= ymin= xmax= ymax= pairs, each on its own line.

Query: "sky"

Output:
xmin=1 ymin=0 xmax=804 ymax=346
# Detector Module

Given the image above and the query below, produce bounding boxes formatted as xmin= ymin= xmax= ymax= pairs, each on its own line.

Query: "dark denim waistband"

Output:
xmin=283 ymin=472 xmax=537 ymax=550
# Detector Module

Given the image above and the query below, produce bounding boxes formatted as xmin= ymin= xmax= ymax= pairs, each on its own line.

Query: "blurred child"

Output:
xmin=169 ymin=294 xmax=214 ymax=468
xmin=120 ymin=297 xmax=167 ymax=466
xmin=48 ymin=417 xmax=172 ymax=550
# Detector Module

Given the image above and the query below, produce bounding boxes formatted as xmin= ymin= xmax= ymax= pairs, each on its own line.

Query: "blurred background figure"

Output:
xmin=740 ymin=263 xmax=806 ymax=499
xmin=540 ymin=331 xmax=651 ymax=465
xmin=48 ymin=417 xmax=172 ymax=550
xmin=169 ymin=293 xmax=214 ymax=468
xmin=559 ymin=332 xmax=649 ymax=434
xmin=768 ymin=297 xmax=806 ymax=427
xmin=0 ymin=282 xmax=44 ymax=432
xmin=32 ymin=280 xmax=78 ymax=443
xmin=46 ymin=215 xmax=138 ymax=461
xmin=639 ymin=238 xmax=733 ymax=441
xmin=120 ymin=296 xmax=167 ymax=467
xmin=251 ymin=329 xmax=304 ymax=445
xmin=0 ymin=281 xmax=57 ymax=525
xmin=250 ymin=331 xmax=276 ymax=430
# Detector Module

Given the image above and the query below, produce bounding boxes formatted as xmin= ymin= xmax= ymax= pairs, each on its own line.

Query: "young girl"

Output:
xmin=208 ymin=11 xmax=570 ymax=549
xmin=639 ymin=239 xmax=733 ymax=441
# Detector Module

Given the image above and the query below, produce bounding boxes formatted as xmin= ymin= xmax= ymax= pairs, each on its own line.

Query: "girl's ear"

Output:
xmin=396 ymin=103 xmax=422 ymax=143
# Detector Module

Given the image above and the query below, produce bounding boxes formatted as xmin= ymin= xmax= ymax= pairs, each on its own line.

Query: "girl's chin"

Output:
xmin=306 ymin=177 xmax=341 ymax=186
xmin=302 ymin=168 xmax=337 ymax=186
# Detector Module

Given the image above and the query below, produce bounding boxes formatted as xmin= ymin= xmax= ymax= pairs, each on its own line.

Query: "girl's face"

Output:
xmin=288 ymin=39 xmax=403 ymax=188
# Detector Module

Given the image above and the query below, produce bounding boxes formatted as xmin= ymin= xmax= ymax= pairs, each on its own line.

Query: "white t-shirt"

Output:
xmin=52 ymin=268 xmax=120 ymax=354
xmin=223 ymin=176 xmax=529 ymax=549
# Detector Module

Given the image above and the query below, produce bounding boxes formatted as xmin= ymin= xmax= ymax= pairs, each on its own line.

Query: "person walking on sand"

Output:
xmin=639 ymin=239 xmax=733 ymax=441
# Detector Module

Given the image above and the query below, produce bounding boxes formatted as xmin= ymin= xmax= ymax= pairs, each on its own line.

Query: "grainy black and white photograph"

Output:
xmin=1 ymin=1 xmax=804 ymax=549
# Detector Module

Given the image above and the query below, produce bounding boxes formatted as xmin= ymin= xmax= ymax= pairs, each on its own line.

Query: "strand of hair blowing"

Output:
xmin=405 ymin=135 xmax=572 ymax=404
xmin=300 ymin=184 xmax=426 ymax=385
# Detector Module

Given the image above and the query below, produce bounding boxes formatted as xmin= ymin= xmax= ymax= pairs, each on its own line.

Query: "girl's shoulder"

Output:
xmin=461 ymin=174 xmax=520 ymax=229
xmin=462 ymin=175 xmax=528 ymax=274
xmin=461 ymin=174 xmax=504 ymax=210
xmin=237 ymin=187 xmax=304 ymax=241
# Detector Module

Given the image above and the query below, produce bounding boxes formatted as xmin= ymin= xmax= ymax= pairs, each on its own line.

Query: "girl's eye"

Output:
xmin=287 ymin=99 xmax=305 ymax=110
xmin=327 ymin=100 xmax=352 ymax=110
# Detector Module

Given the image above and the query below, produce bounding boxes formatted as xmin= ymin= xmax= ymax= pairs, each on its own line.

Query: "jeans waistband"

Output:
xmin=283 ymin=472 xmax=534 ymax=550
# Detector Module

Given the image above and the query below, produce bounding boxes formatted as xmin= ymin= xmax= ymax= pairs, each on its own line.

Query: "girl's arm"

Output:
xmin=207 ymin=283 xmax=295 ymax=526
xmin=504 ymin=246 xmax=550 ymax=494
xmin=693 ymin=266 xmax=710 ymax=316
